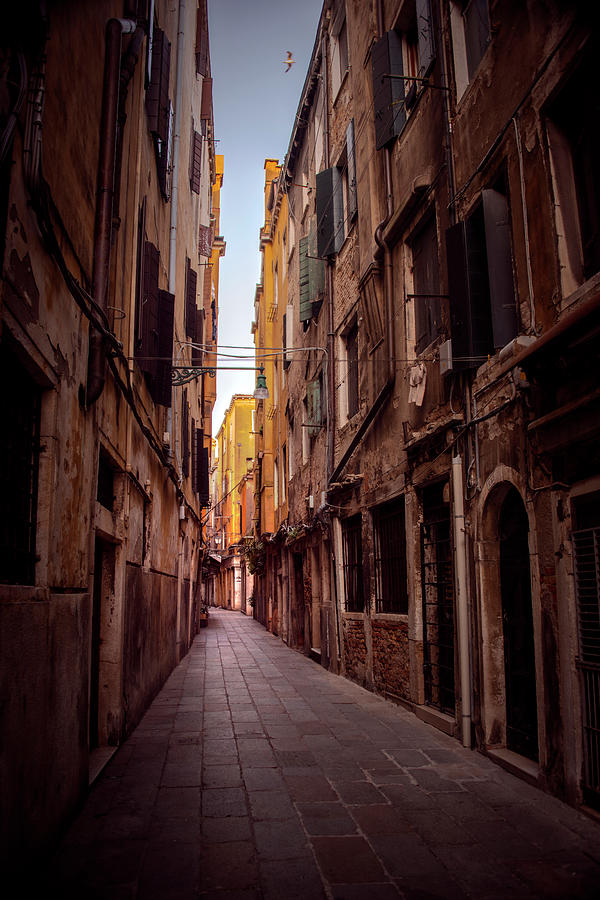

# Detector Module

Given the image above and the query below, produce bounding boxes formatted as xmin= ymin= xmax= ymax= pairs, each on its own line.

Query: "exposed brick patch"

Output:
xmin=372 ymin=620 xmax=410 ymax=699
xmin=343 ymin=619 xmax=367 ymax=685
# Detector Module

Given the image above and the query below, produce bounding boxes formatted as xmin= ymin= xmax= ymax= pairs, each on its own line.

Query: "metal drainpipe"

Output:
xmin=169 ymin=0 xmax=186 ymax=477
xmin=452 ymin=454 xmax=472 ymax=747
xmin=321 ymin=34 xmax=335 ymax=482
xmin=87 ymin=17 xmax=137 ymax=407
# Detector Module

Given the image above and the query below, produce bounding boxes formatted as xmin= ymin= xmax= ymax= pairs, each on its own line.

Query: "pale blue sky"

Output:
xmin=207 ymin=0 xmax=323 ymax=430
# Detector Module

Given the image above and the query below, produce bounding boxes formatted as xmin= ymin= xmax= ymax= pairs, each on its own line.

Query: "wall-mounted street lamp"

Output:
xmin=253 ymin=367 xmax=269 ymax=400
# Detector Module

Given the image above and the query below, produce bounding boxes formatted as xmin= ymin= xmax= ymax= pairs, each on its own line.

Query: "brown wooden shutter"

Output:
xmin=146 ymin=26 xmax=171 ymax=144
xmin=198 ymin=223 xmax=213 ymax=258
xmin=152 ymin=289 xmax=175 ymax=406
xmin=182 ymin=390 xmax=190 ymax=478
xmin=195 ymin=2 xmax=209 ymax=76
xmin=197 ymin=429 xmax=210 ymax=506
xmin=371 ymin=30 xmax=405 ymax=150
xmin=201 ymin=77 xmax=213 ymax=120
xmin=190 ymin=128 xmax=202 ymax=193
xmin=191 ymin=420 xmax=198 ymax=493
xmin=185 ymin=258 xmax=197 ymax=337
xmin=316 ymin=167 xmax=344 ymax=257
xmin=138 ymin=240 xmax=160 ymax=378
xmin=192 ymin=310 xmax=203 ymax=366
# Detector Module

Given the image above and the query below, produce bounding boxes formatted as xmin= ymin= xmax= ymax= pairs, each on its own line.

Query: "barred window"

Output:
xmin=342 ymin=515 xmax=364 ymax=612
xmin=373 ymin=497 xmax=408 ymax=614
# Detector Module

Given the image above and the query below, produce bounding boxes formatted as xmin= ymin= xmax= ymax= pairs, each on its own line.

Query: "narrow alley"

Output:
xmin=46 ymin=609 xmax=600 ymax=899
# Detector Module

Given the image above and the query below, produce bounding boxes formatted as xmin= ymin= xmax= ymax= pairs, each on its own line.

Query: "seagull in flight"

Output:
xmin=284 ymin=51 xmax=295 ymax=72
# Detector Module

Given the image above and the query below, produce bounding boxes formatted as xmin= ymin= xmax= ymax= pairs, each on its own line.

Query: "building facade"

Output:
xmin=0 ymin=0 xmax=220 ymax=863
xmin=209 ymin=394 xmax=255 ymax=611
xmin=248 ymin=0 xmax=600 ymax=813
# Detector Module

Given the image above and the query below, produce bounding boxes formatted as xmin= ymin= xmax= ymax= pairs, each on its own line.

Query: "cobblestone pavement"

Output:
xmin=46 ymin=608 xmax=600 ymax=898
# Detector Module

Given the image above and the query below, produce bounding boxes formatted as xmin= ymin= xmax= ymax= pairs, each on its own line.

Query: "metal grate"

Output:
xmin=0 ymin=341 xmax=41 ymax=585
xmin=573 ymin=526 xmax=600 ymax=808
xmin=342 ymin=515 xmax=364 ymax=612
xmin=421 ymin=484 xmax=455 ymax=715
xmin=373 ymin=498 xmax=408 ymax=613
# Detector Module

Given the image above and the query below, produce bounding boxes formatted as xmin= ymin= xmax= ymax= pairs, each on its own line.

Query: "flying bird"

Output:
xmin=284 ymin=51 xmax=295 ymax=72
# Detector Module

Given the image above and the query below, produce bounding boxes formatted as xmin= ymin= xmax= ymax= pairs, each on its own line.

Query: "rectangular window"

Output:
xmin=185 ymin=256 xmax=198 ymax=338
xmin=331 ymin=5 xmax=349 ymax=99
xmin=342 ymin=515 xmax=364 ymax=612
xmin=346 ymin=322 xmax=359 ymax=419
xmin=446 ymin=185 xmax=518 ymax=368
xmin=281 ymin=445 xmax=287 ymax=504
xmin=411 ymin=214 xmax=442 ymax=354
xmin=546 ymin=47 xmax=600 ymax=290
xmin=306 ymin=378 xmax=323 ymax=438
xmin=316 ymin=166 xmax=344 ymax=257
xmin=373 ymin=497 xmax=408 ymax=614
xmin=371 ymin=2 xmax=435 ymax=149
xmin=450 ymin=0 xmax=490 ymax=98
xmin=0 ymin=338 xmax=41 ymax=585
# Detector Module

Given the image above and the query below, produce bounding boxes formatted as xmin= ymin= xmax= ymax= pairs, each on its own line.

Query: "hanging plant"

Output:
xmin=242 ymin=538 xmax=266 ymax=575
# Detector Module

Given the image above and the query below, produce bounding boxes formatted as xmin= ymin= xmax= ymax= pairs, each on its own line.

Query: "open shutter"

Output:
xmin=446 ymin=219 xmax=493 ymax=370
xmin=195 ymin=2 xmax=209 ymax=76
xmin=299 ymin=235 xmax=311 ymax=322
xmin=182 ymin=391 xmax=189 ymax=478
xmin=371 ymin=30 xmax=406 ymax=150
xmin=190 ymin=128 xmax=202 ymax=193
xmin=201 ymin=77 xmax=212 ymax=120
xmin=482 ymin=189 xmax=518 ymax=349
xmin=416 ymin=0 xmax=436 ymax=78
xmin=191 ymin=418 xmax=198 ymax=492
xmin=139 ymin=240 xmax=160 ymax=379
xmin=198 ymin=223 xmax=213 ymax=258
xmin=316 ymin=166 xmax=344 ymax=257
xmin=306 ymin=378 xmax=322 ymax=437
xmin=196 ymin=428 xmax=210 ymax=506
xmin=146 ymin=26 xmax=171 ymax=144
xmin=192 ymin=309 xmax=203 ymax=365
xmin=285 ymin=305 xmax=294 ymax=368
xmin=346 ymin=119 xmax=358 ymax=222
xmin=309 ymin=227 xmax=325 ymax=302
xmin=185 ymin=258 xmax=197 ymax=337
xmin=152 ymin=289 xmax=174 ymax=406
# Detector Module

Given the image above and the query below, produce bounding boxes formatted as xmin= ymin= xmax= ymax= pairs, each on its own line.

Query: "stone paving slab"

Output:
xmin=39 ymin=608 xmax=600 ymax=898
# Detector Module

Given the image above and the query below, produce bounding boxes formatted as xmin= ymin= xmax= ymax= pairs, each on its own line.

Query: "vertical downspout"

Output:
xmin=440 ymin=6 xmax=472 ymax=747
xmin=452 ymin=455 xmax=472 ymax=747
xmin=321 ymin=35 xmax=335 ymax=482
xmin=87 ymin=17 xmax=136 ymax=406
xmin=169 ymin=0 xmax=186 ymax=476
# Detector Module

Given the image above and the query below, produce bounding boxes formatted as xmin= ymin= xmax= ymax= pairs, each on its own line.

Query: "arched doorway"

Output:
xmin=499 ymin=488 xmax=538 ymax=760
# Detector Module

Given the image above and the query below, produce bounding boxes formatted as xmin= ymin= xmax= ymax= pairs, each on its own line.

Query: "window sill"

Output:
xmin=372 ymin=612 xmax=409 ymax=622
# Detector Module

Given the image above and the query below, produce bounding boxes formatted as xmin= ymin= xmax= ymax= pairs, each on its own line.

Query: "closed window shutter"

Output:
xmin=201 ymin=77 xmax=212 ymax=120
xmin=191 ymin=418 xmax=198 ymax=491
xmin=195 ymin=3 xmax=209 ymax=76
xmin=185 ymin=258 xmax=197 ymax=337
xmin=416 ymin=0 xmax=436 ymax=78
xmin=346 ymin=119 xmax=357 ymax=222
xmin=192 ymin=309 xmax=203 ymax=365
xmin=371 ymin=30 xmax=405 ymax=150
xmin=152 ymin=289 xmax=175 ymax=406
xmin=190 ymin=128 xmax=202 ymax=193
xmin=299 ymin=235 xmax=311 ymax=321
xmin=182 ymin=390 xmax=190 ymax=478
xmin=146 ymin=26 xmax=171 ymax=144
xmin=139 ymin=240 xmax=160 ymax=379
xmin=196 ymin=428 xmax=210 ymax=506
xmin=481 ymin=189 xmax=518 ymax=349
xmin=316 ymin=166 xmax=344 ymax=257
xmin=307 ymin=378 xmax=322 ymax=437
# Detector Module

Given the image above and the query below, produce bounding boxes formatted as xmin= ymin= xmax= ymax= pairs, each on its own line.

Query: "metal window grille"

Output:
xmin=342 ymin=515 xmax=364 ymax=612
xmin=374 ymin=498 xmax=408 ymax=613
xmin=0 ymin=342 xmax=41 ymax=584
xmin=420 ymin=484 xmax=455 ymax=714
xmin=573 ymin=526 xmax=600 ymax=809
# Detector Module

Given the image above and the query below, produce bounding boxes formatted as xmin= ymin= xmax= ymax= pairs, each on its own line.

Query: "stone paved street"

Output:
xmin=46 ymin=609 xmax=600 ymax=898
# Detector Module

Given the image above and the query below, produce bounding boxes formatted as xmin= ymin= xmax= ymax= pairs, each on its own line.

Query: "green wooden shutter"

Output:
xmin=306 ymin=378 xmax=322 ymax=437
xmin=346 ymin=119 xmax=357 ymax=222
xmin=309 ymin=227 xmax=325 ymax=301
xmin=316 ymin=167 xmax=344 ymax=257
xmin=299 ymin=234 xmax=311 ymax=321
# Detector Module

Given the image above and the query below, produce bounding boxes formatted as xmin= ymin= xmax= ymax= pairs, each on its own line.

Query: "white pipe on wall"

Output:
xmin=452 ymin=454 xmax=472 ymax=748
